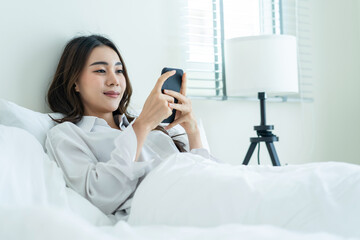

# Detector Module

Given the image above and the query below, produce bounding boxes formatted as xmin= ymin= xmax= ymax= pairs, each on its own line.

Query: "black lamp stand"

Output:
xmin=242 ymin=92 xmax=281 ymax=166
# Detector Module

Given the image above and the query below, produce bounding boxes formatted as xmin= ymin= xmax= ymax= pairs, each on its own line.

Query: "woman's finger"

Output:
xmin=169 ymin=102 xmax=188 ymax=113
xmin=154 ymin=70 xmax=176 ymax=92
xmin=164 ymin=89 xmax=188 ymax=103
xmin=180 ymin=72 xmax=187 ymax=96
xmin=163 ymin=94 xmax=175 ymax=103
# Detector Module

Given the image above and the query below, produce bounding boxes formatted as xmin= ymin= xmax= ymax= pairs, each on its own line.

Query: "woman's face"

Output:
xmin=75 ymin=46 xmax=126 ymax=116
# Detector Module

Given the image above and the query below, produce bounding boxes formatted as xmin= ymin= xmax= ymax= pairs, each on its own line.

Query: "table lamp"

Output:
xmin=225 ymin=35 xmax=299 ymax=166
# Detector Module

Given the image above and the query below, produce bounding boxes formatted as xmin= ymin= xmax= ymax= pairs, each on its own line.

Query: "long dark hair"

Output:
xmin=47 ymin=34 xmax=186 ymax=152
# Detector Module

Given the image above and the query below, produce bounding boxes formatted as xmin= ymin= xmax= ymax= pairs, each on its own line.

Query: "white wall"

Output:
xmin=0 ymin=0 xmax=183 ymax=112
xmin=1 ymin=0 xmax=359 ymax=165
xmin=310 ymin=0 xmax=360 ymax=164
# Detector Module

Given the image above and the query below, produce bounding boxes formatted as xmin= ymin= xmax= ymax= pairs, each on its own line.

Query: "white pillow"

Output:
xmin=0 ymin=125 xmax=113 ymax=226
xmin=0 ymin=99 xmax=62 ymax=149
xmin=0 ymin=125 xmax=68 ymax=207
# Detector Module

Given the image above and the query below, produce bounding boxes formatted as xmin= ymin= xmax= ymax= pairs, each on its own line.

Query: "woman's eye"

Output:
xmin=94 ymin=69 xmax=106 ymax=73
xmin=116 ymin=69 xmax=124 ymax=74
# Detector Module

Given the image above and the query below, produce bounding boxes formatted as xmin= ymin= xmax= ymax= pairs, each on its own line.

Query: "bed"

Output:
xmin=1 ymin=98 xmax=359 ymax=240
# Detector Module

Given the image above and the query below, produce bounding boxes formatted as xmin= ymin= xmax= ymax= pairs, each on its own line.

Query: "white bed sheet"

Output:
xmin=0 ymin=206 xmax=352 ymax=240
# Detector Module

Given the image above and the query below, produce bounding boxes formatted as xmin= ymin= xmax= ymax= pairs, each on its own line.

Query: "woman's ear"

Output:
xmin=74 ymin=83 xmax=80 ymax=92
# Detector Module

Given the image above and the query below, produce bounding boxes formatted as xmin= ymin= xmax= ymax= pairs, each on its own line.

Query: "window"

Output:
xmin=184 ymin=0 xmax=224 ymax=99
xmin=282 ymin=0 xmax=313 ymax=101
xmin=184 ymin=0 xmax=313 ymax=102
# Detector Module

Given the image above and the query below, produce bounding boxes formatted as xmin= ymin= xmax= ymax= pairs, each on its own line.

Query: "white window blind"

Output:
xmin=282 ymin=0 xmax=313 ymax=100
xmin=184 ymin=0 xmax=225 ymax=99
xmin=184 ymin=0 xmax=313 ymax=102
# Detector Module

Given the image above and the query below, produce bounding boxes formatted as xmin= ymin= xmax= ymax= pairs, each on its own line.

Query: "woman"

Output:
xmin=45 ymin=34 xmax=217 ymax=221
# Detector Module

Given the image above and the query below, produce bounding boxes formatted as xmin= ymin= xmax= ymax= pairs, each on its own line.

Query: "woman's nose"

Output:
xmin=106 ymin=72 xmax=119 ymax=86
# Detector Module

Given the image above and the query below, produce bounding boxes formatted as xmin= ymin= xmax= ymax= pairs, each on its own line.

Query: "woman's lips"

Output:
xmin=104 ymin=91 xmax=120 ymax=98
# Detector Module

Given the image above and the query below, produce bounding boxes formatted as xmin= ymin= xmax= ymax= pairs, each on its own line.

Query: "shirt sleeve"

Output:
xmin=163 ymin=124 xmax=190 ymax=152
xmin=45 ymin=123 xmax=150 ymax=215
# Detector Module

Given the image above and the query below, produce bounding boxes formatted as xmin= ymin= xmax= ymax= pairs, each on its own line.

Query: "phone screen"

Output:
xmin=161 ymin=67 xmax=183 ymax=123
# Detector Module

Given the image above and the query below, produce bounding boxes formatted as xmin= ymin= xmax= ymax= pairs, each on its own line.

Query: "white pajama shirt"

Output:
xmin=45 ymin=114 xmax=216 ymax=221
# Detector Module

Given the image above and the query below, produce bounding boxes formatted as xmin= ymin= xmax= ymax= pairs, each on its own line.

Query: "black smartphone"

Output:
xmin=161 ymin=67 xmax=183 ymax=123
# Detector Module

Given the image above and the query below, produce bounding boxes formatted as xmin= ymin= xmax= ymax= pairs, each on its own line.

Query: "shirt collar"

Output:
xmin=76 ymin=114 xmax=130 ymax=132
xmin=118 ymin=114 xmax=130 ymax=130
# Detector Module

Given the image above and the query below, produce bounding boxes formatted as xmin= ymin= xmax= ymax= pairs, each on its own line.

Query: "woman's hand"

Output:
xmin=132 ymin=70 xmax=176 ymax=161
xmin=163 ymin=73 xmax=203 ymax=149
xmin=136 ymin=70 xmax=176 ymax=131
xmin=163 ymin=73 xmax=196 ymax=133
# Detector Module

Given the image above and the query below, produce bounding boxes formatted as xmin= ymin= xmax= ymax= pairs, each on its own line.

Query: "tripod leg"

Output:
xmin=243 ymin=142 xmax=258 ymax=165
xmin=265 ymin=142 xmax=281 ymax=166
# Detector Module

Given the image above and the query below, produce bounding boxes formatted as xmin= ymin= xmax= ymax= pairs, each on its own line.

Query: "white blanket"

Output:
xmin=128 ymin=152 xmax=360 ymax=238
xmin=1 ymin=124 xmax=359 ymax=239
xmin=0 ymin=206 xmax=351 ymax=240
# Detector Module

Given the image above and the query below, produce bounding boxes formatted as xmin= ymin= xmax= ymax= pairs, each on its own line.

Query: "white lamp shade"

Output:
xmin=225 ymin=35 xmax=299 ymax=96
